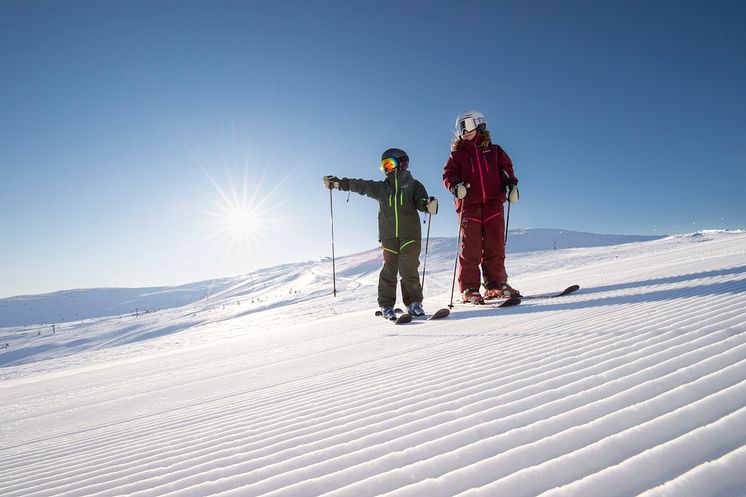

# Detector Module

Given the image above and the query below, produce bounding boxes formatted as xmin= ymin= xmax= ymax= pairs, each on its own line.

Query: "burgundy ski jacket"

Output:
xmin=443 ymin=134 xmax=518 ymax=209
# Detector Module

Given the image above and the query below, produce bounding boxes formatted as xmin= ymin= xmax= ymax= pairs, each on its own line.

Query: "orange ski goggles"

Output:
xmin=380 ymin=157 xmax=399 ymax=173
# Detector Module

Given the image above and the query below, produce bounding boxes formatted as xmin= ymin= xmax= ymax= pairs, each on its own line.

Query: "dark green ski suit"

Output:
xmin=346 ymin=169 xmax=430 ymax=308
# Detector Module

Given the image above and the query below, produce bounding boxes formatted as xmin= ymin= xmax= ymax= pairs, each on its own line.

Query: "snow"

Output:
xmin=1 ymin=229 xmax=745 ymax=496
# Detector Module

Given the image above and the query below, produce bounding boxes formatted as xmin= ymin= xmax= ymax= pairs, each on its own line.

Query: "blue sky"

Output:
xmin=1 ymin=0 xmax=744 ymax=298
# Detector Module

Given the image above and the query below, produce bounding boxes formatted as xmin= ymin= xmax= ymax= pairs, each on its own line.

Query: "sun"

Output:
xmin=224 ymin=207 xmax=256 ymax=237
xmin=193 ymin=166 xmax=285 ymax=254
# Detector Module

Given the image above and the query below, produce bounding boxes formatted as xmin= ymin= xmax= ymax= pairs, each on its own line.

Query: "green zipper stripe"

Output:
xmin=382 ymin=247 xmax=398 ymax=254
xmin=394 ymin=171 xmax=399 ymax=237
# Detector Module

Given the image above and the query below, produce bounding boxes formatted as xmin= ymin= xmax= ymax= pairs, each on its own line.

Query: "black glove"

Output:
xmin=338 ymin=178 xmax=350 ymax=191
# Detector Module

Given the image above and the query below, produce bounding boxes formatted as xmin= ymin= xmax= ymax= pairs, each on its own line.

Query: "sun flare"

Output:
xmin=193 ymin=166 xmax=285 ymax=255
xmin=224 ymin=207 xmax=256 ymax=237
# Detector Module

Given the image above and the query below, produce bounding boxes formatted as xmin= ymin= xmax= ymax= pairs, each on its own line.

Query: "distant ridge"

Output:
xmin=505 ymin=228 xmax=663 ymax=253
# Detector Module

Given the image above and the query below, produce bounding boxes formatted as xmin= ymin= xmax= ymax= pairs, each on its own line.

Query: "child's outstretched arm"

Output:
xmin=323 ymin=175 xmax=382 ymax=200
xmin=347 ymin=178 xmax=383 ymax=200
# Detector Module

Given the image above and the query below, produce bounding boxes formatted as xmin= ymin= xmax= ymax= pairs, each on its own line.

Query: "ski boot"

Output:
xmin=461 ymin=288 xmax=484 ymax=305
xmin=407 ymin=302 xmax=425 ymax=317
xmin=380 ymin=307 xmax=397 ymax=320
xmin=484 ymin=282 xmax=522 ymax=299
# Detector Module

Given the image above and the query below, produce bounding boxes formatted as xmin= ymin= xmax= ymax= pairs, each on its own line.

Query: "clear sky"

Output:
xmin=1 ymin=0 xmax=744 ymax=298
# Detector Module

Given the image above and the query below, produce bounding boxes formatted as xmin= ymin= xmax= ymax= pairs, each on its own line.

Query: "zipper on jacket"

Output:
xmin=394 ymin=171 xmax=399 ymax=237
xmin=474 ymin=143 xmax=487 ymax=203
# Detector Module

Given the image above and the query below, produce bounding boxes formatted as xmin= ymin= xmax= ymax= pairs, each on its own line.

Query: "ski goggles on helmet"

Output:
xmin=380 ymin=157 xmax=400 ymax=173
xmin=456 ymin=115 xmax=486 ymax=136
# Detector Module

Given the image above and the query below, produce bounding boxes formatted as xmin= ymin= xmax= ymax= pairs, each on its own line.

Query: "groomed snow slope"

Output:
xmin=1 ymin=230 xmax=745 ymax=496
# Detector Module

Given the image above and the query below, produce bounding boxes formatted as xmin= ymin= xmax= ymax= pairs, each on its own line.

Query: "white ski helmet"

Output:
xmin=455 ymin=110 xmax=486 ymax=136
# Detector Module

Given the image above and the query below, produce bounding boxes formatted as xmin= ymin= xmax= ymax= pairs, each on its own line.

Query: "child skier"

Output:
xmin=323 ymin=148 xmax=438 ymax=319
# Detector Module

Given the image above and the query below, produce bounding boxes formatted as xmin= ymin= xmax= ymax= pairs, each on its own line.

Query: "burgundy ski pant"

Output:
xmin=458 ymin=201 xmax=508 ymax=292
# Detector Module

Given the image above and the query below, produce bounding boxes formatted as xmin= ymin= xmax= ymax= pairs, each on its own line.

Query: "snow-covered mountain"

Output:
xmin=0 ymin=229 xmax=661 ymax=328
xmin=1 ymin=229 xmax=745 ymax=497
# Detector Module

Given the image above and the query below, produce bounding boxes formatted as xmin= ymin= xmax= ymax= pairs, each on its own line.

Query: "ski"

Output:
xmin=375 ymin=310 xmax=413 ymax=324
xmin=427 ymin=308 xmax=450 ymax=320
xmin=394 ymin=313 xmax=413 ymax=324
xmin=376 ymin=307 xmax=450 ymax=323
xmin=493 ymin=296 xmax=522 ymax=308
xmin=520 ymin=284 xmax=580 ymax=300
xmin=410 ymin=308 xmax=451 ymax=320
xmin=451 ymin=296 xmax=522 ymax=309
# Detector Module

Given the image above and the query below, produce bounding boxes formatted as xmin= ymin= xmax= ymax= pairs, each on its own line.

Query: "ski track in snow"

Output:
xmin=1 ymin=231 xmax=746 ymax=496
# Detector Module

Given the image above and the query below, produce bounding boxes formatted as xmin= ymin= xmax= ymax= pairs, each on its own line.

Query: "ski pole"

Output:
xmin=448 ymin=204 xmax=465 ymax=308
xmin=329 ymin=188 xmax=337 ymax=297
xmin=504 ymin=199 xmax=511 ymax=246
xmin=420 ymin=212 xmax=432 ymax=293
